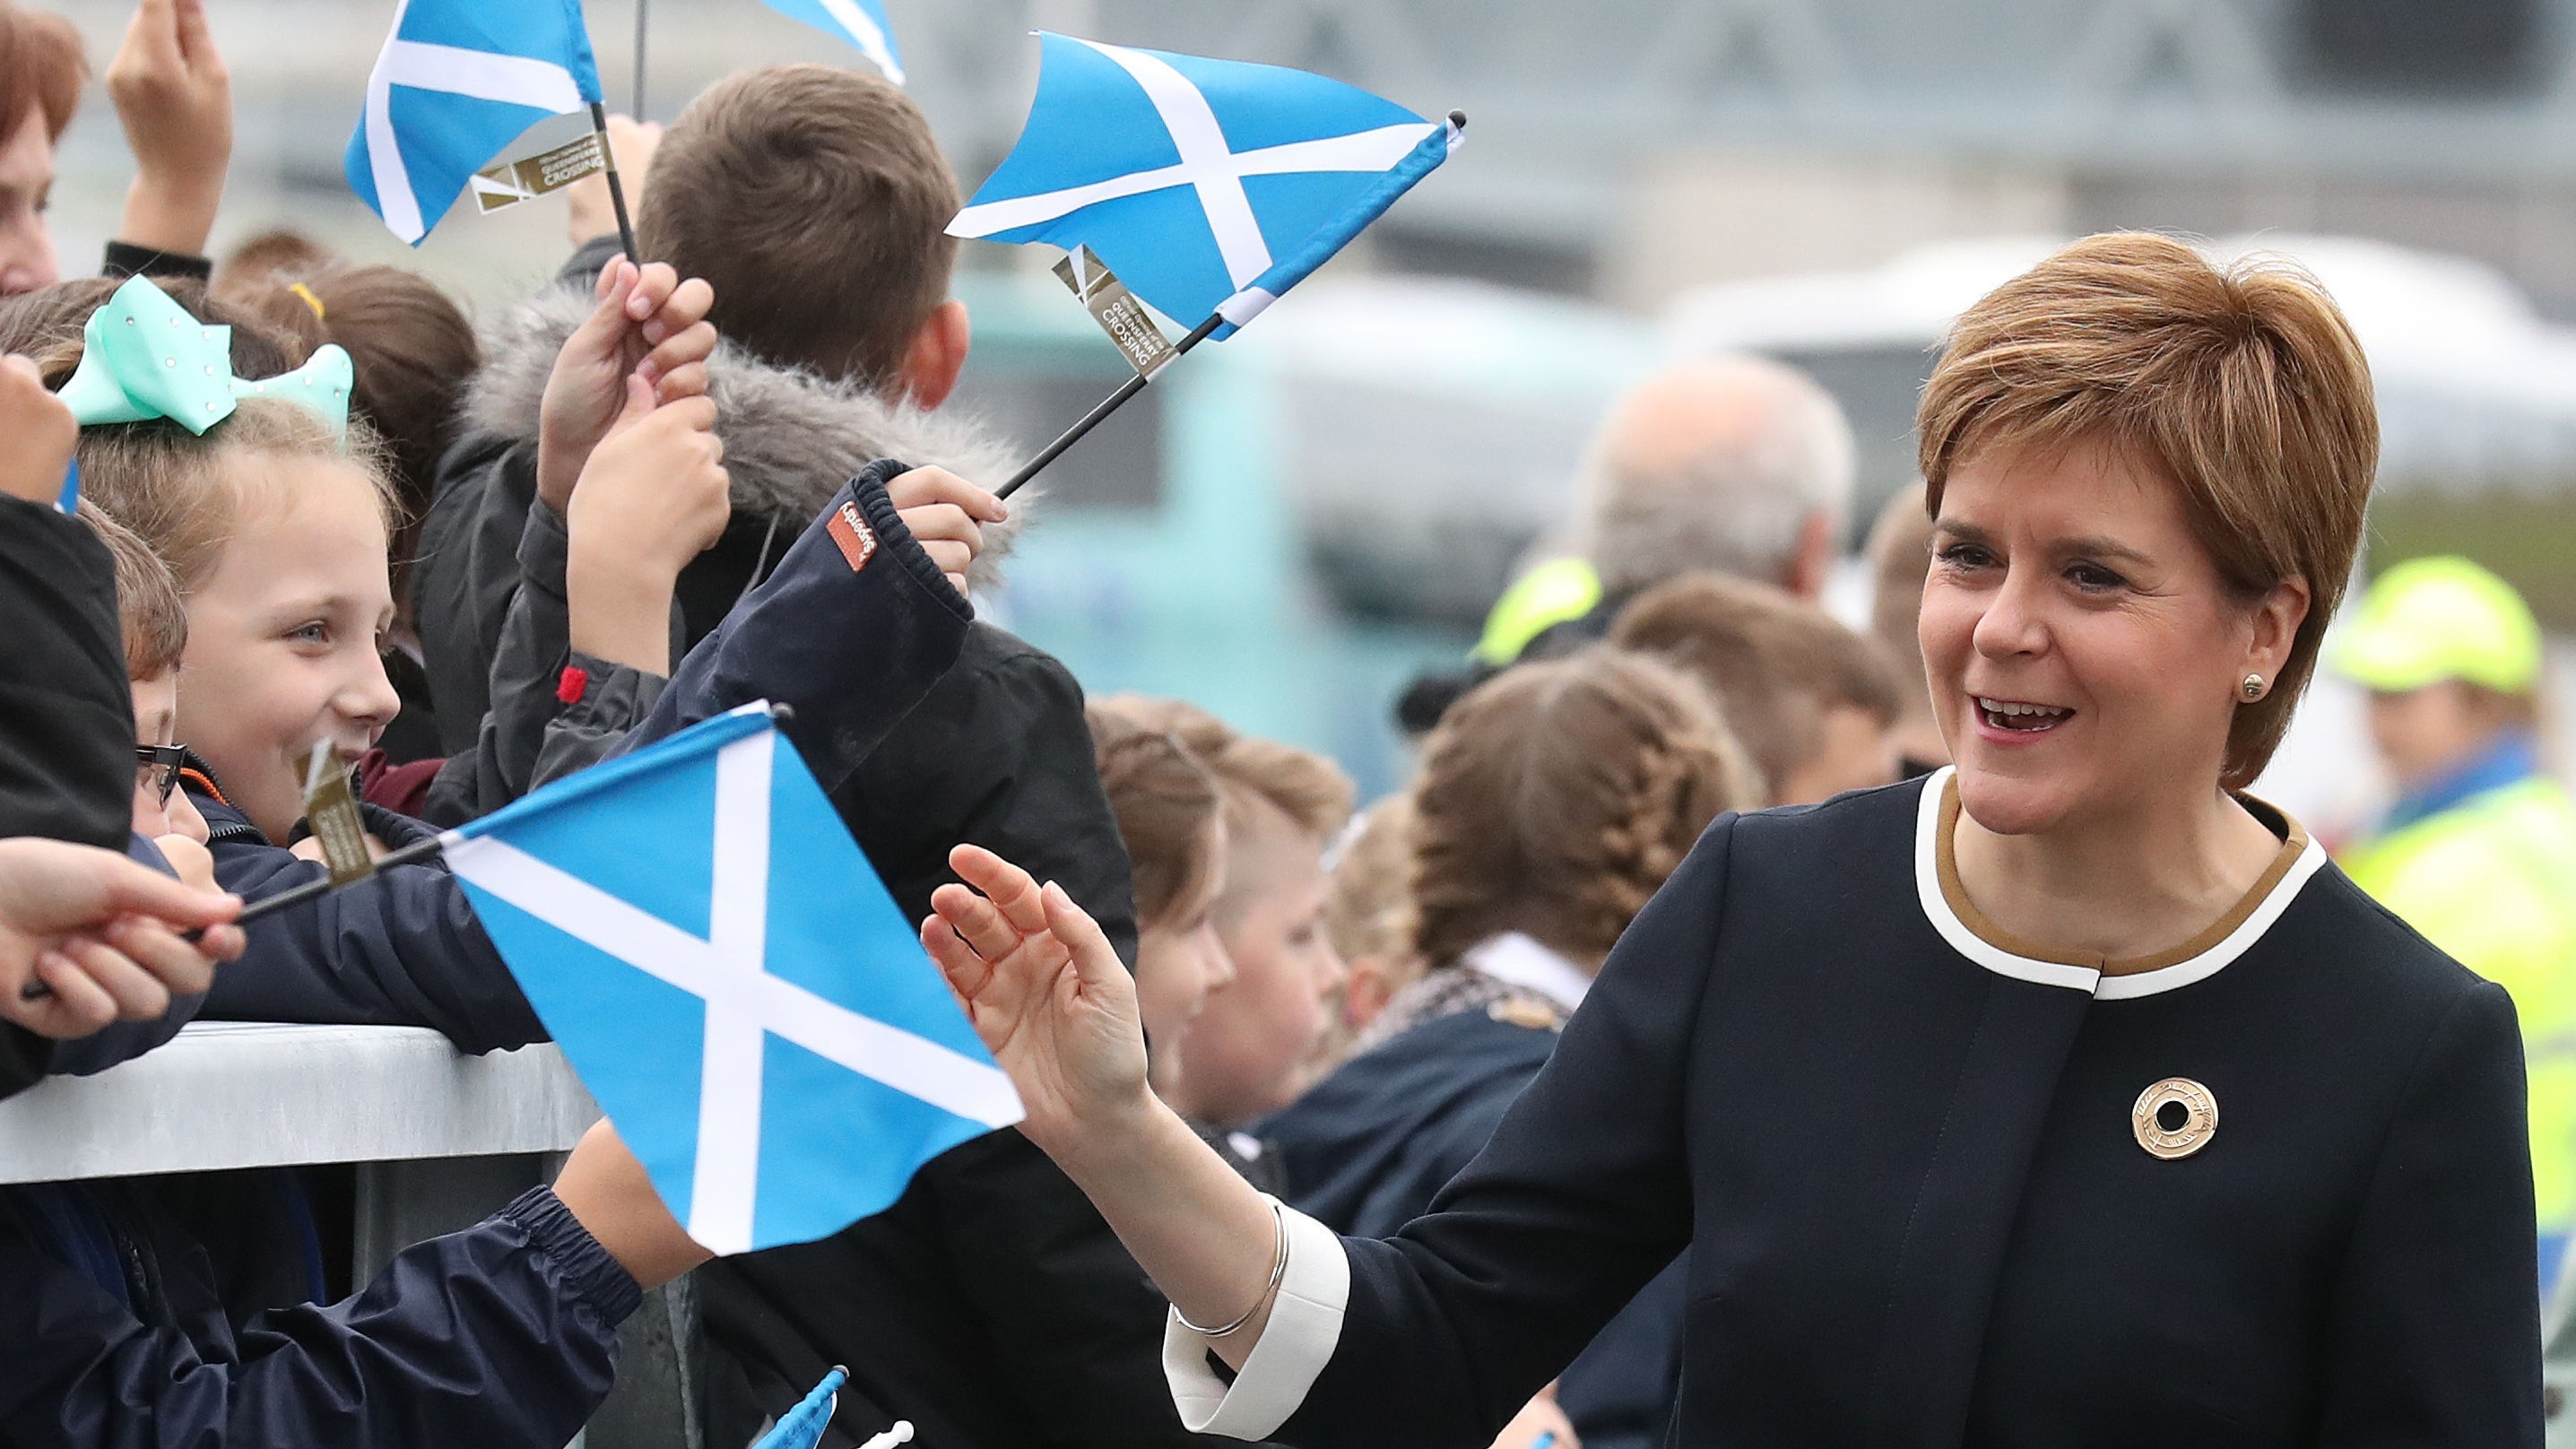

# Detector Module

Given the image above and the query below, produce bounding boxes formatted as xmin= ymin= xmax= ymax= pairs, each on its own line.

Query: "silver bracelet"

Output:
xmin=1175 ymin=1199 xmax=1289 ymax=1340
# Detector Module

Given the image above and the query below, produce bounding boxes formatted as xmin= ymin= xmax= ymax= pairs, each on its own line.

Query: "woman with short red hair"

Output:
xmin=929 ymin=232 xmax=2540 ymax=1445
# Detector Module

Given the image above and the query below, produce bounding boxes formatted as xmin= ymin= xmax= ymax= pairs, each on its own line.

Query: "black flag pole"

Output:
xmin=995 ymin=312 xmax=1224 ymax=500
xmin=227 ymin=836 xmax=450 ymax=932
xmin=589 ymin=100 xmax=641 ymax=265
xmin=15 ymin=834 xmax=447 ymax=1002
xmin=162 ymin=703 xmax=795 ymax=950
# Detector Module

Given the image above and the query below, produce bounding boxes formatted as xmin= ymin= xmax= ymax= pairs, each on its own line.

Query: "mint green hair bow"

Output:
xmin=55 ymin=275 xmax=354 ymax=440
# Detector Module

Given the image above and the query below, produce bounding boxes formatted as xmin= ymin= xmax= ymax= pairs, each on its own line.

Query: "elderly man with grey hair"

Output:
xmin=1396 ymin=354 xmax=1857 ymax=734
xmin=1579 ymin=354 xmax=1855 ymax=603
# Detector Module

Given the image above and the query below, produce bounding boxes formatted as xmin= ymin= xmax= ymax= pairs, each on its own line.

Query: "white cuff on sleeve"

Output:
xmin=1163 ymin=1198 xmax=1350 ymax=1440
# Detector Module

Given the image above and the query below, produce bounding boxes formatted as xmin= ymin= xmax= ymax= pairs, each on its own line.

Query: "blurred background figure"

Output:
xmin=2334 ymin=556 xmax=2576 ymax=1284
xmin=1400 ymin=355 xmax=1856 ymax=733
xmin=1609 ymin=572 xmax=1903 ymax=806
xmin=1863 ymin=481 xmax=1949 ymax=777
xmin=1085 ymin=698 xmax=1236 ymax=1106
xmin=1310 ymin=792 xmax=1419 ymax=1076
xmin=1264 ymin=648 xmax=1758 ymax=1449
xmin=1112 ymin=698 xmax=1356 ymax=1131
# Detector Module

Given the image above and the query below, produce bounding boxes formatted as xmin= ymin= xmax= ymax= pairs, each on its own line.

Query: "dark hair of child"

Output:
xmin=1610 ymin=572 xmax=1903 ymax=799
xmin=78 ymin=501 xmax=186 ymax=681
xmin=639 ymin=64 xmax=960 ymax=386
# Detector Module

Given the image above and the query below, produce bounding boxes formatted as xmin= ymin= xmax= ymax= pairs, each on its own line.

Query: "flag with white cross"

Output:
xmin=439 ymin=704 xmax=1022 ymax=1255
xmin=948 ymin=33 xmax=1461 ymax=337
xmin=345 ymin=0 xmax=606 ymax=245
xmin=755 ymin=0 xmax=905 ymax=85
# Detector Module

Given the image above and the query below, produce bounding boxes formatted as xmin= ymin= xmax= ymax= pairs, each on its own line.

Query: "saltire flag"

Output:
xmin=347 ymin=0 xmax=606 ymax=245
xmin=750 ymin=1367 xmax=846 ymax=1449
xmin=752 ymin=1367 xmax=922 ymax=1449
xmin=757 ymin=0 xmax=905 ymax=85
xmin=438 ymin=704 xmax=1022 ymax=1255
xmin=948 ymin=33 xmax=1461 ymax=338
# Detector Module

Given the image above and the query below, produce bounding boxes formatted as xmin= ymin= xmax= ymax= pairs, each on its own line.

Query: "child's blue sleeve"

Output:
xmin=0 ymin=1184 xmax=636 ymax=1449
xmin=199 ymin=820 xmax=543 ymax=1055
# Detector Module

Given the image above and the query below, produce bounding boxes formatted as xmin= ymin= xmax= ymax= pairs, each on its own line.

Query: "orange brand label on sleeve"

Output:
xmin=826 ymin=501 xmax=878 ymax=573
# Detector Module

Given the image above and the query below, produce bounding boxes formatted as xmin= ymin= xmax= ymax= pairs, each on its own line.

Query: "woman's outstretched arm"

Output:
xmin=931 ymin=827 xmax=1716 ymax=1448
xmin=924 ymin=844 xmax=1284 ymax=1369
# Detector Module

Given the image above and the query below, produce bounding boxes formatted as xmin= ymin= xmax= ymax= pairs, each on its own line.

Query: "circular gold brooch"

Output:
xmin=2132 ymin=1078 xmax=2218 ymax=1159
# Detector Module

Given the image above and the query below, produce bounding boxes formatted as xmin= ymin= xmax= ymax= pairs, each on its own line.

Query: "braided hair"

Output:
xmin=1410 ymin=648 xmax=1759 ymax=974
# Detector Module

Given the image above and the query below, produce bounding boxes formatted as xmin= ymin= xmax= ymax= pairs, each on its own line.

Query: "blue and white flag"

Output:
xmin=757 ymin=0 xmax=904 ymax=85
xmin=948 ymin=34 xmax=1461 ymax=336
xmin=346 ymin=0 xmax=605 ymax=245
xmin=439 ymin=704 xmax=1021 ymax=1255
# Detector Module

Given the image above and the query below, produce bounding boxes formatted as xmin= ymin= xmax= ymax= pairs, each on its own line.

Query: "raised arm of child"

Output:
xmin=104 ymin=0 xmax=231 ymax=264
xmin=597 ymin=461 xmax=1002 ymax=796
xmin=0 ymin=355 xmax=75 ymax=505
xmin=536 ymin=261 xmax=718 ymax=516
xmin=563 ymin=374 xmax=732 ymax=677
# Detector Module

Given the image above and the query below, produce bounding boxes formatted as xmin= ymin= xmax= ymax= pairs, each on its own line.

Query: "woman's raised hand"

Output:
xmin=924 ymin=844 xmax=1151 ymax=1152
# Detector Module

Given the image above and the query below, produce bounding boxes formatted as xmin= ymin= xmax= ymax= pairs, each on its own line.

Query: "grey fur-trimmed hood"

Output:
xmin=463 ymin=282 xmax=1031 ymax=589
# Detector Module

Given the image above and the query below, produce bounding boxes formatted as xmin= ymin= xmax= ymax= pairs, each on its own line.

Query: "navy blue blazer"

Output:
xmin=1262 ymin=773 xmax=2539 ymax=1448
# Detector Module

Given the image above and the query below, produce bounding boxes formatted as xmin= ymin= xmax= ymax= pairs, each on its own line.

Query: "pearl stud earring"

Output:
xmin=2241 ymin=673 xmax=2268 ymax=701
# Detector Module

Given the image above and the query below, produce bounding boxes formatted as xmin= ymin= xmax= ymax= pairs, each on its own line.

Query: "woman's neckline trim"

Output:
xmin=1911 ymin=766 xmax=2329 ymax=1000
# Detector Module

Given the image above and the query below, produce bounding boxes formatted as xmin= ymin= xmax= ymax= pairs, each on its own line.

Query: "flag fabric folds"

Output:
xmin=439 ymin=704 xmax=1022 ymax=1256
xmin=756 ymin=0 xmax=905 ymax=85
xmin=346 ymin=0 xmax=606 ymax=245
xmin=949 ymin=33 xmax=1461 ymax=336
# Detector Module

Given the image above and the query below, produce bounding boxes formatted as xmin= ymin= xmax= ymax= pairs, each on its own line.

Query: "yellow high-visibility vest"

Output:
xmin=2344 ymin=777 xmax=2576 ymax=1232
xmin=1473 ymin=557 xmax=1601 ymax=666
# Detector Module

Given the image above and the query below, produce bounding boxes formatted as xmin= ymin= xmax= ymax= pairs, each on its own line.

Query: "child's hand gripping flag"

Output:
xmin=437 ymin=704 xmax=1022 ymax=1255
xmin=948 ymin=33 xmax=1461 ymax=340
xmin=346 ymin=0 xmax=607 ymax=244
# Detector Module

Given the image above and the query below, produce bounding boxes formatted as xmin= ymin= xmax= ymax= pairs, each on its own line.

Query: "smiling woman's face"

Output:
xmin=1920 ymin=438 xmax=2306 ymax=838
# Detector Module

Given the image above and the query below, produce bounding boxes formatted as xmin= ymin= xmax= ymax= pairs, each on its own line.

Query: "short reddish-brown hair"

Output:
xmin=79 ymin=502 xmax=186 ymax=681
xmin=1087 ymin=701 xmax=1225 ymax=929
xmin=1917 ymin=232 xmax=2378 ymax=787
xmin=0 ymin=4 xmax=84 ymax=145
xmin=640 ymin=65 xmax=958 ymax=386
